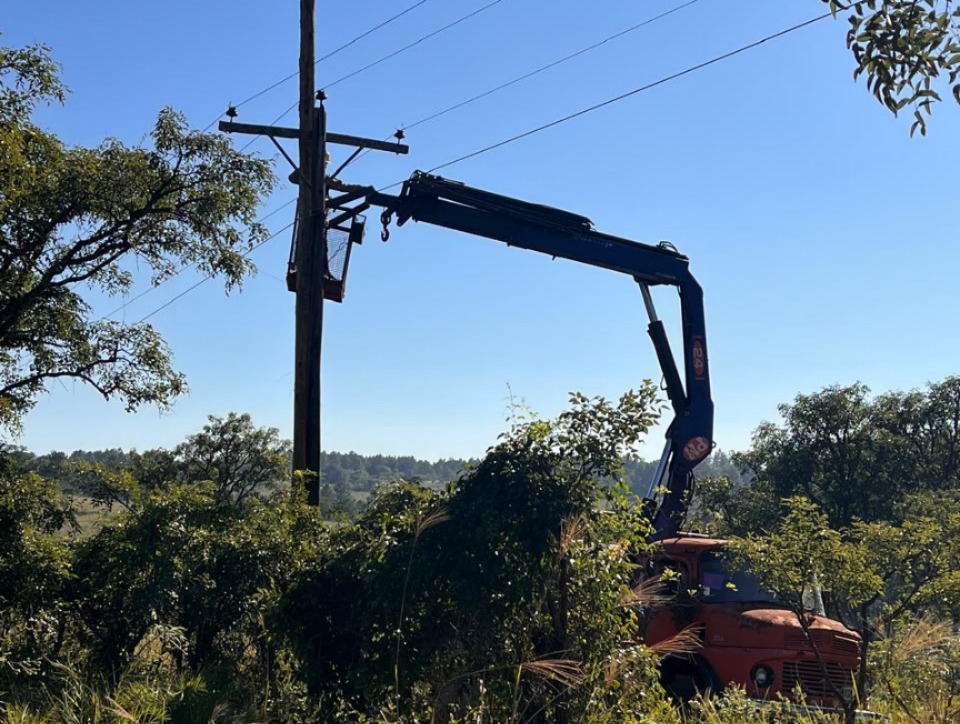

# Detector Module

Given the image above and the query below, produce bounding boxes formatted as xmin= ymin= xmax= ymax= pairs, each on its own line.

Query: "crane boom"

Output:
xmin=346 ymin=172 xmax=713 ymax=539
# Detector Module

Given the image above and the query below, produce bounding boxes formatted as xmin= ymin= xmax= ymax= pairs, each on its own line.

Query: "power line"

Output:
xmin=167 ymin=0 xmax=488 ymax=327
xmin=386 ymin=10 xmax=837 ymax=182
xmin=116 ymin=10 xmax=845 ymax=331
xmin=401 ymin=0 xmax=703 ymax=135
xmin=99 ymin=198 xmax=296 ymax=322
xmin=238 ymin=0 xmax=436 ymax=113
xmin=202 ymin=0 xmax=437 ymax=132
xmin=343 ymin=0 xmax=701 ymax=170
xmin=346 ymin=0 xmax=703 ymax=170
xmin=134 ymin=220 xmax=296 ymax=325
xmin=325 ymin=0 xmax=508 ymax=91
xmin=265 ymin=0 xmax=511 ymax=130
xmin=123 ymin=11 xmax=846 ymax=354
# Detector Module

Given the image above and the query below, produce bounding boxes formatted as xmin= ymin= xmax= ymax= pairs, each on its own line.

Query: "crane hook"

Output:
xmin=380 ymin=209 xmax=393 ymax=242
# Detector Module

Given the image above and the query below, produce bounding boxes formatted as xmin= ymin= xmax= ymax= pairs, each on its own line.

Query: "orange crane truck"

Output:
xmin=334 ymin=171 xmax=865 ymax=712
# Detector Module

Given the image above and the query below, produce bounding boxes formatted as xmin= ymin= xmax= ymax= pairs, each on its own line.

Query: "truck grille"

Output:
xmin=782 ymin=661 xmax=851 ymax=698
xmin=834 ymin=636 xmax=859 ymax=657
xmin=785 ymin=629 xmax=828 ymax=649
xmin=783 ymin=630 xmax=859 ymax=657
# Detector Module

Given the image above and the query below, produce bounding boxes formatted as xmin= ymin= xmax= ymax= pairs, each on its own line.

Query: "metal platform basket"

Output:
xmin=286 ymin=202 xmax=365 ymax=302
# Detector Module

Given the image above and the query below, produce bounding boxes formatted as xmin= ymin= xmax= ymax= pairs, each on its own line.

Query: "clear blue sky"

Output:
xmin=6 ymin=0 xmax=959 ymax=460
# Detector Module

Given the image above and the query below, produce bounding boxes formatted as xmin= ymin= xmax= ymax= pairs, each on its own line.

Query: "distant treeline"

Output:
xmin=319 ymin=451 xmax=473 ymax=490
xmin=7 ymin=445 xmax=744 ymax=497
xmin=623 ymin=449 xmax=744 ymax=493
xmin=2 ymin=447 xmax=472 ymax=494
xmin=3 ymin=448 xmax=132 ymax=493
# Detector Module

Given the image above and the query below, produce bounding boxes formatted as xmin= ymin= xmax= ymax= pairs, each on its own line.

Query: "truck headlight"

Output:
xmin=750 ymin=664 xmax=774 ymax=688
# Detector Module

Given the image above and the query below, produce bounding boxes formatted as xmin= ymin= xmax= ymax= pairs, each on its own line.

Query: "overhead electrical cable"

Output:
xmin=99 ymin=198 xmax=297 ymax=322
xmin=202 ymin=0 xmax=437 ymax=131
xmin=347 ymin=0 xmax=703 ymax=168
xmin=374 ymin=9 xmax=837 ymax=187
xmin=234 ymin=0 xmax=435 ymax=112
xmin=122 ymin=1 xmax=513 ymax=319
xmin=324 ymin=0 xmax=507 ymax=91
xmin=266 ymin=0 xmax=510 ymax=129
xmin=401 ymin=0 xmax=703 ymax=134
xmin=133 ymin=220 xmax=296 ymax=324
xmin=149 ymin=0 xmax=489 ymax=312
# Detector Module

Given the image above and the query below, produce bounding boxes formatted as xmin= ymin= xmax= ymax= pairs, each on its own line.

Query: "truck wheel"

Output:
xmin=660 ymin=654 xmax=719 ymax=702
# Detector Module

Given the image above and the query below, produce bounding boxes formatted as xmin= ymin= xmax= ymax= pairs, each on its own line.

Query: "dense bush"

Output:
xmin=6 ymin=381 xmax=960 ymax=722
xmin=282 ymin=389 xmax=679 ymax=721
xmin=1 ymin=391 xmax=690 ymax=722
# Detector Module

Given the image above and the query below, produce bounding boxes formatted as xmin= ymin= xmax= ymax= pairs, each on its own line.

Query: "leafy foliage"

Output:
xmin=868 ymin=616 xmax=960 ymax=722
xmin=0 ymin=457 xmax=73 ymax=689
xmin=320 ymin=450 xmax=471 ymax=491
xmin=8 ymin=377 xmax=960 ymax=721
xmin=0 ymin=412 xmax=333 ymax=718
xmin=11 ymin=445 xmax=471 ymax=519
xmin=699 ymin=378 xmax=960 ymax=534
xmin=692 ymin=375 xmax=960 ymax=719
xmin=728 ymin=497 xmax=845 ymax=613
xmin=160 ymin=412 xmax=290 ymax=503
xmin=0 ymin=39 xmax=274 ymax=433
xmin=282 ymin=388 xmax=673 ymax=721
xmin=824 ymin=0 xmax=960 ymax=135
xmin=71 ymin=482 xmax=328 ymax=682
xmin=0 ymin=391 xmax=703 ymax=722
xmin=727 ymin=473 xmax=960 ymax=717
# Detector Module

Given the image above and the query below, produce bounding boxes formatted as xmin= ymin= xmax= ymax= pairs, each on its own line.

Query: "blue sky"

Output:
xmin=6 ymin=0 xmax=959 ymax=460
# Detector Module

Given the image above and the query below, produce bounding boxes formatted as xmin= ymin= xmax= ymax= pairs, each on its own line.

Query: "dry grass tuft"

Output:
xmin=559 ymin=515 xmax=585 ymax=556
xmin=415 ymin=505 xmax=451 ymax=540
xmin=647 ymin=624 xmax=704 ymax=656
xmin=519 ymin=658 xmax=584 ymax=687
xmin=889 ymin=616 xmax=954 ymax=665
xmin=619 ymin=575 xmax=672 ymax=609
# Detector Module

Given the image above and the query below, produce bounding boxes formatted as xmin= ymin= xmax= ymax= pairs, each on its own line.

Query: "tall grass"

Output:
xmin=868 ymin=616 xmax=960 ymax=723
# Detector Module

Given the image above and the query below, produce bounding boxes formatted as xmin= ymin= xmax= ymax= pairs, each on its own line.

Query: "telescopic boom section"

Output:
xmin=360 ymin=172 xmax=713 ymax=539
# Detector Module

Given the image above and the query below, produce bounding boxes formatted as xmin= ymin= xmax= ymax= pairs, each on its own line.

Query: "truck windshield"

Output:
xmin=698 ymin=551 xmax=778 ymax=604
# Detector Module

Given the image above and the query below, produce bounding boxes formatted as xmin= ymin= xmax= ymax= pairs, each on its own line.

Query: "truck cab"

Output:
xmin=643 ymin=534 xmax=861 ymax=708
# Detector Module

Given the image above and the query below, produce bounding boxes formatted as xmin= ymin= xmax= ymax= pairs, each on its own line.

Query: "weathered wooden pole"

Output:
xmin=293 ymin=0 xmax=325 ymax=504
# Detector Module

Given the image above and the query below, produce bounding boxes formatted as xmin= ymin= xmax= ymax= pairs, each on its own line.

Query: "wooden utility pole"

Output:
xmin=293 ymin=0 xmax=325 ymax=504
xmin=218 ymin=2 xmax=408 ymax=506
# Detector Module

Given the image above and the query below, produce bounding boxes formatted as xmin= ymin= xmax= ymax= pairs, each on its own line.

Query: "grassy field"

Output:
xmin=65 ymin=496 xmax=113 ymax=537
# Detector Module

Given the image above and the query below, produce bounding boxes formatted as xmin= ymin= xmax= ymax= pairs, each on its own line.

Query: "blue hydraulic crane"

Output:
xmin=331 ymin=171 xmax=714 ymax=539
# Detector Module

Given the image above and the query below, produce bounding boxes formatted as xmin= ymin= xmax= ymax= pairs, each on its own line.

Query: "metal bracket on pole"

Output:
xmin=267 ymin=135 xmax=301 ymax=176
xmin=330 ymin=147 xmax=363 ymax=179
xmin=327 ymin=203 xmax=370 ymax=230
xmin=218 ymin=120 xmax=300 ymax=139
xmin=327 ymin=131 xmax=409 ymax=154
xmin=328 ymin=187 xmax=369 ymax=208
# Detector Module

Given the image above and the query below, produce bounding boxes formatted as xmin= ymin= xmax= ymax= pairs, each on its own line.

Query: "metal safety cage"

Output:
xmin=286 ymin=201 xmax=365 ymax=302
xmin=323 ymin=213 xmax=365 ymax=302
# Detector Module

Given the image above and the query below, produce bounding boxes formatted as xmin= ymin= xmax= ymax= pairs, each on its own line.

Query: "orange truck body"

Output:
xmin=644 ymin=534 xmax=861 ymax=707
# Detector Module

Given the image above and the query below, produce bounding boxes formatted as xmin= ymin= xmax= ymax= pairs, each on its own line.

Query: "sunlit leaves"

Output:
xmin=0 ymin=40 xmax=275 ymax=432
xmin=824 ymin=0 xmax=960 ymax=134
